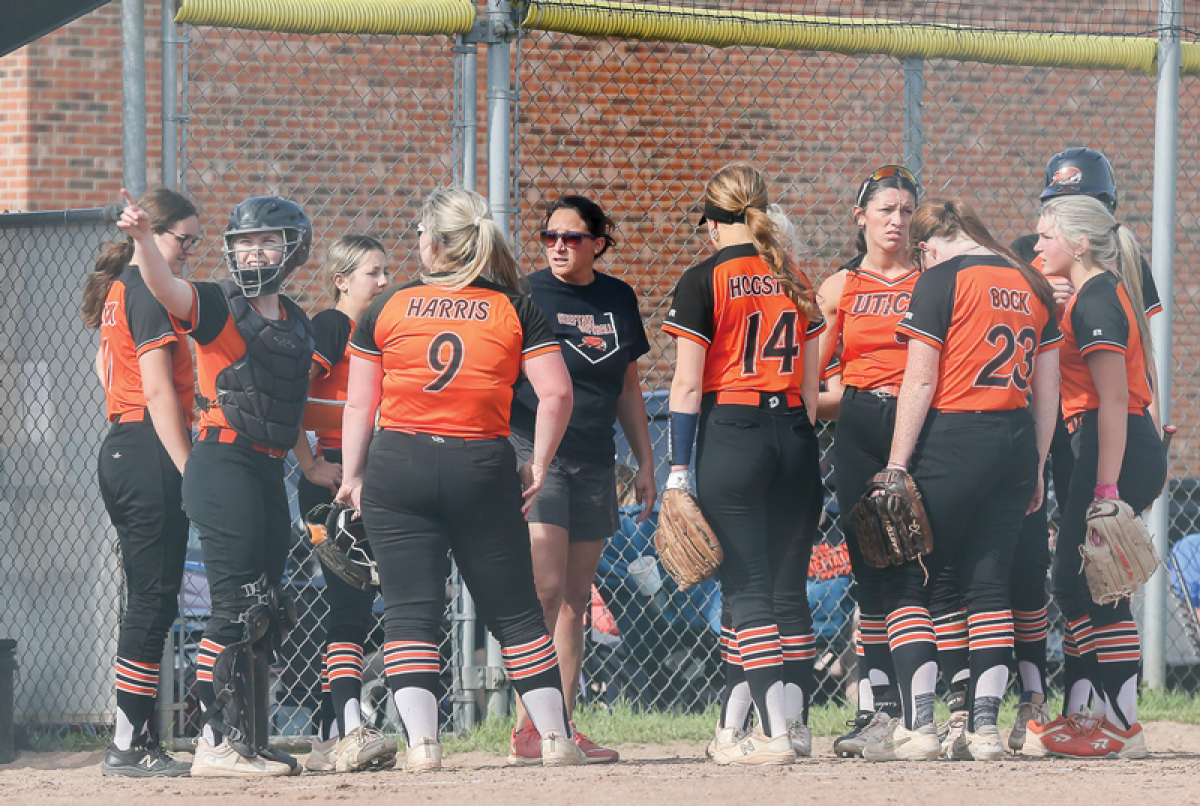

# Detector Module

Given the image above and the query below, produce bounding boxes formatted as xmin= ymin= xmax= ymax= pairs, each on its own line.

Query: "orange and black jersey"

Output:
xmin=662 ymin=243 xmax=824 ymax=394
xmin=100 ymin=265 xmax=194 ymax=426
xmin=838 ymin=266 xmax=919 ymax=390
xmin=897 ymin=254 xmax=1061 ymax=412
xmin=348 ymin=276 xmax=560 ymax=439
xmin=170 ymin=280 xmax=304 ymax=434
xmin=306 ymin=308 xmax=354 ymax=451
xmin=1011 ymin=233 xmax=1162 ymax=318
xmin=1058 ymin=271 xmax=1153 ymax=421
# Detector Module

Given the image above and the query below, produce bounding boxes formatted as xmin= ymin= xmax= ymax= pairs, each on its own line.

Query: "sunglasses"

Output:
xmin=164 ymin=229 xmax=202 ymax=251
xmin=539 ymin=230 xmax=596 ymax=249
xmin=856 ymin=165 xmax=918 ymax=208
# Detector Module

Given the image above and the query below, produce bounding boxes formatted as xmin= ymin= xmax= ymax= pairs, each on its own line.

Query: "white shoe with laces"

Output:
xmin=951 ymin=724 xmax=1006 ymax=760
xmin=404 ymin=738 xmax=443 ymax=773
xmin=938 ymin=710 xmax=968 ymax=758
xmin=190 ymin=737 xmax=292 ymax=778
xmin=863 ymin=722 xmax=942 ymax=762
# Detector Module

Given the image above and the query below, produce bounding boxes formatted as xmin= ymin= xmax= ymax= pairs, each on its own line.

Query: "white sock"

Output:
xmin=392 ymin=688 xmax=439 ymax=745
xmin=723 ymin=681 xmax=752 ymax=730
xmin=761 ymin=680 xmax=788 ymax=738
xmin=857 ymin=678 xmax=875 ymax=711
xmin=1111 ymin=674 xmax=1139 ymax=730
xmin=910 ymin=661 xmax=939 ymax=728
xmin=975 ymin=664 xmax=1008 ymax=704
xmin=521 ymin=687 xmax=569 ymax=737
xmin=1066 ymin=679 xmax=1097 ymax=716
xmin=1018 ymin=661 xmax=1043 ymax=695
xmin=342 ymin=698 xmax=362 ymax=734
xmin=113 ymin=706 xmax=137 ymax=751
xmin=199 ymin=702 xmax=217 ymax=746
xmin=783 ymin=682 xmax=804 ymax=725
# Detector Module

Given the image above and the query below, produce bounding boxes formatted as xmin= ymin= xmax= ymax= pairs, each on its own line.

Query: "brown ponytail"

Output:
xmin=80 ymin=188 xmax=198 ymax=328
xmin=912 ymin=198 xmax=1056 ymax=316
xmin=706 ymin=162 xmax=822 ymax=323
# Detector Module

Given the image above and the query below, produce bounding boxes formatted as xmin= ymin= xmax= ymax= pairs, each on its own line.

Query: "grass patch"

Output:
xmin=21 ymin=725 xmax=113 ymax=753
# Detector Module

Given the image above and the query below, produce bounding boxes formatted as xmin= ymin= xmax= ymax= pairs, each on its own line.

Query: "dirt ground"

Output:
xmin=3 ymin=722 xmax=1199 ymax=805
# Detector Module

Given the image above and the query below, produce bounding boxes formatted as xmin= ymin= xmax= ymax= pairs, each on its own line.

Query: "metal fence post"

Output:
xmin=121 ymin=0 xmax=147 ymax=196
xmin=903 ymin=58 xmax=925 ymax=188
xmin=161 ymin=0 xmax=179 ymax=190
xmin=1144 ymin=0 xmax=1182 ymax=690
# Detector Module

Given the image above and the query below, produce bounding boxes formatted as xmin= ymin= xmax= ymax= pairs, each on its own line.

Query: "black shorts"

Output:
xmin=509 ymin=431 xmax=619 ymax=542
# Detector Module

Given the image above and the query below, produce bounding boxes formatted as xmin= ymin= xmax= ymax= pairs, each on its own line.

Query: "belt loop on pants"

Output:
xmin=712 ymin=390 xmax=803 ymax=409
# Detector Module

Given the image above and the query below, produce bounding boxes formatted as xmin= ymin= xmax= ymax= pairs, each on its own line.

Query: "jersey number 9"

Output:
xmin=425 ymin=332 xmax=465 ymax=392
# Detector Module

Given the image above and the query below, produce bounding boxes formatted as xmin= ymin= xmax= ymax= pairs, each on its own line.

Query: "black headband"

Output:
xmin=698 ymin=199 xmax=746 ymax=226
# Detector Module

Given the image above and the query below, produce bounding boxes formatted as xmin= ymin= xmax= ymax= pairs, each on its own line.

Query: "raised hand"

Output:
xmin=116 ymin=188 xmax=153 ymax=241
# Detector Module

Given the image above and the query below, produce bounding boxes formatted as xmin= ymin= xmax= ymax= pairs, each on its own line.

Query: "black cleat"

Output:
xmin=101 ymin=740 xmax=191 ymax=778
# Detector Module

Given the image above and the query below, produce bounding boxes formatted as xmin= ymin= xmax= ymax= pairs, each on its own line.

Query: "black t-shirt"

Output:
xmin=1010 ymin=233 xmax=1162 ymax=316
xmin=510 ymin=268 xmax=650 ymax=464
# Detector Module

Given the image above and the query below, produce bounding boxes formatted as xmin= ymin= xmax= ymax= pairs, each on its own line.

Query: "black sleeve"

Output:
xmin=618 ymin=281 xmax=651 ymax=360
xmin=896 ymin=263 xmax=957 ymax=347
xmin=312 ymin=309 xmax=352 ymax=373
xmin=189 ymin=281 xmax=232 ymax=346
xmin=1071 ymin=281 xmax=1130 ymax=355
xmin=513 ymin=293 xmax=559 ymax=354
xmin=349 ymin=289 xmax=394 ymax=359
xmin=1039 ymin=308 xmax=1062 ymax=350
xmin=663 ymin=263 xmax=715 ymax=345
xmin=125 ymin=282 xmax=178 ymax=352
xmin=1140 ymin=256 xmax=1162 ymax=316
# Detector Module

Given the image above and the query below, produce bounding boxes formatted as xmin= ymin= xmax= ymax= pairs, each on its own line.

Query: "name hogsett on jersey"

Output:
xmin=404 ymin=296 xmax=491 ymax=321
xmin=556 ymin=312 xmax=615 ymax=335
xmin=849 ymin=291 xmax=911 ymax=317
xmin=727 ymin=273 xmax=783 ymax=300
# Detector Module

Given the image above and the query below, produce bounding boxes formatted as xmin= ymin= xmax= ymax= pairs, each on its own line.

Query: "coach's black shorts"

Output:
xmin=509 ymin=431 xmax=619 ymax=542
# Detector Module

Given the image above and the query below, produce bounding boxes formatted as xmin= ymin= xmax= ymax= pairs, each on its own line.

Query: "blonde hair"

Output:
xmin=706 ymin=163 xmax=821 ymax=323
xmin=1039 ymin=195 xmax=1154 ymax=371
xmin=319 ymin=234 xmax=384 ymax=302
xmin=419 ymin=188 xmax=521 ymax=291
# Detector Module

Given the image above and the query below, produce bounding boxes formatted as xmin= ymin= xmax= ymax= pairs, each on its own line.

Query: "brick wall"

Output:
xmin=0 ymin=2 xmax=163 ymax=212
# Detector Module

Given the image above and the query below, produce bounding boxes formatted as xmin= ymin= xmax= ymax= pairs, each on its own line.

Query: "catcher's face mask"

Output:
xmin=305 ymin=503 xmax=380 ymax=591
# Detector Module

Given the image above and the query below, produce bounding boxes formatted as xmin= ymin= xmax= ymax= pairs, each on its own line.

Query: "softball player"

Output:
xmin=85 ymin=188 xmax=198 ymax=777
xmin=296 ymin=235 xmax=396 ymax=773
xmin=1021 ymin=195 xmax=1166 ymax=759
xmin=1007 ymin=147 xmax=1162 ymax=752
xmin=506 ymin=195 xmax=655 ymax=765
xmin=664 ymin=162 xmax=824 ymax=766
xmin=864 ymin=199 xmax=1060 ymax=762
xmin=816 ymin=166 xmax=921 ymax=755
xmin=119 ymin=190 xmax=316 ymax=778
xmin=334 ymin=188 xmax=584 ymax=772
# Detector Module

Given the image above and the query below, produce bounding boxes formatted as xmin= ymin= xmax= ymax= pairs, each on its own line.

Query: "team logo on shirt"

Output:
xmin=558 ymin=312 xmax=620 ymax=364
xmin=849 ymin=291 xmax=911 ymax=316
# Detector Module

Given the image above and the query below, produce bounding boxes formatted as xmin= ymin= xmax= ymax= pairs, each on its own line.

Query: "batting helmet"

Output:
xmin=304 ymin=503 xmax=379 ymax=592
xmin=1039 ymin=147 xmax=1118 ymax=212
xmin=223 ymin=196 xmax=312 ymax=297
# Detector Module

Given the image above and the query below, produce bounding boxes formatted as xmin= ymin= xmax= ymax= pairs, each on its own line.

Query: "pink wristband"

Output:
xmin=1094 ymin=483 xmax=1120 ymax=500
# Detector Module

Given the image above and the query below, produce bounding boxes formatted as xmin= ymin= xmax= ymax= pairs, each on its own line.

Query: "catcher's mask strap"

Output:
xmin=305 ymin=503 xmax=333 ymax=546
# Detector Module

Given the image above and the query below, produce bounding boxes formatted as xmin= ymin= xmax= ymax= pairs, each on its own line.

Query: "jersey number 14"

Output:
xmin=741 ymin=310 xmax=800 ymax=376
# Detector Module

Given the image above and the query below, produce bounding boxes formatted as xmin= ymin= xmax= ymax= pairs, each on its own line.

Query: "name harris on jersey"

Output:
xmin=405 ymin=296 xmax=492 ymax=321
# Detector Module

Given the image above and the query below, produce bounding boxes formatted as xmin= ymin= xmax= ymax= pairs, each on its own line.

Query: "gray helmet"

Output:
xmin=223 ymin=196 xmax=312 ymax=297
xmin=1039 ymin=147 xmax=1118 ymax=213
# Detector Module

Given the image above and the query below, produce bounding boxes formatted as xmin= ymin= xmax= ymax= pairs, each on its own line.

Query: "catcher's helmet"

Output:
xmin=223 ymin=196 xmax=312 ymax=297
xmin=304 ymin=503 xmax=379 ymax=592
xmin=1039 ymin=147 xmax=1118 ymax=212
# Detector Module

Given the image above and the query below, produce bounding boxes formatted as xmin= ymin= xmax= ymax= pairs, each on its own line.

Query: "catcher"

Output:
xmin=1020 ymin=195 xmax=1167 ymax=760
xmin=863 ymin=199 xmax=1060 ymax=763
xmin=663 ymin=163 xmax=825 ymax=766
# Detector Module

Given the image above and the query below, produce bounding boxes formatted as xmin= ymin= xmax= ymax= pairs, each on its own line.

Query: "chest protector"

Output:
xmin=214 ymin=280 xmax=314 ymax=450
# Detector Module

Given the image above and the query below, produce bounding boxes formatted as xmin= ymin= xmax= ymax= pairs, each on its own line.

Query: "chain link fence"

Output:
xmin=4 ymin=0 xmax=1200 ymax=740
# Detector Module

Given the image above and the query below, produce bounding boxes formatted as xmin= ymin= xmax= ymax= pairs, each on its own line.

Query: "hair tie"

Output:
xmin=1111 ymin=221 xmax=1121 ymax=233
xmin=473 ymin=215 xmax=485 ymax=228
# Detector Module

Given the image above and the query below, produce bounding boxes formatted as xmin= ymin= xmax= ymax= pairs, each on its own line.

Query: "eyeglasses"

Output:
xmin=164 ymin=230 xmax=202 ymax=252
xmin=856 ymin=165 xmax=918 ymax=208
xmin=539 ymin=230 xmax=596 ymax=249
